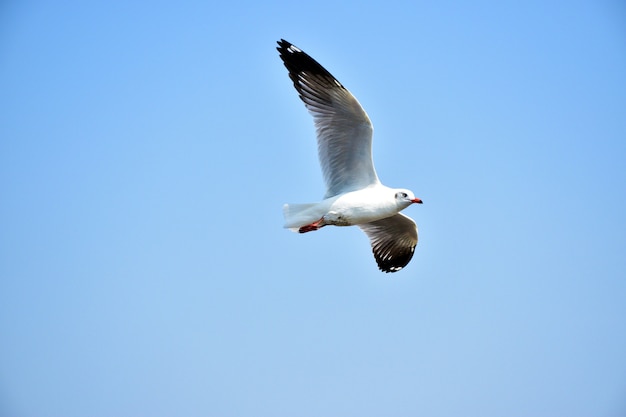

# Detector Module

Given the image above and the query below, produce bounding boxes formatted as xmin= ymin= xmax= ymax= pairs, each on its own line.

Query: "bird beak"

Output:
xmin=411 ymin=198 xmax=423 ymax=204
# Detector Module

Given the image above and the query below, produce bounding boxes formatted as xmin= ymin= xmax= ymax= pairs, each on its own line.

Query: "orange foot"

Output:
xmin=299 ymin=218 xmax=324 ymax=234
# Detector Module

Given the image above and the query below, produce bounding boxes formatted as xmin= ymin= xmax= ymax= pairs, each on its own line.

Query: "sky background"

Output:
xmin=1 ymin=1 xmax=625 ymax=416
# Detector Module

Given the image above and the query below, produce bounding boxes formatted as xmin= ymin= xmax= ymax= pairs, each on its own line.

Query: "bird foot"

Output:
xmin=298 ymin=219 xmax=324 ymax=233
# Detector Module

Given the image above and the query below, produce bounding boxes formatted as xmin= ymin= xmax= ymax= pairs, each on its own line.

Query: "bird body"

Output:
xmin=277 ymin=39 xmax=423 ymax=272
xmin=284 ymin=185 xmax=416 ymax=230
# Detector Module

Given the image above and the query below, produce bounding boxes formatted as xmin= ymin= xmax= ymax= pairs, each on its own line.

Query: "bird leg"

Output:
xmin=298 ymin=217 xmax=325 ymax=234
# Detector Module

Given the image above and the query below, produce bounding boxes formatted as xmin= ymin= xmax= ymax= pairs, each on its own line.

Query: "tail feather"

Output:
xmin=283 ymin=202 xmax=324 ymax=231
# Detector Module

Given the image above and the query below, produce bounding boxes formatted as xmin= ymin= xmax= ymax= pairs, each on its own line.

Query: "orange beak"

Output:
xmin=411 ymin=198 xmax=423 ymax=204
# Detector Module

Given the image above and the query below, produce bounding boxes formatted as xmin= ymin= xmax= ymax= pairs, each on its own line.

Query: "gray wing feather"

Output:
xmin=359 ymin=213 xmax=418 ymax=273
xmin=277 ymin=40 xmax=380 ymax=198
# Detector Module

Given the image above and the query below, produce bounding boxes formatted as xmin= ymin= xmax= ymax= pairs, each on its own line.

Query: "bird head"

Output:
xmin=394 ymin=189 xmax=423 ymax=208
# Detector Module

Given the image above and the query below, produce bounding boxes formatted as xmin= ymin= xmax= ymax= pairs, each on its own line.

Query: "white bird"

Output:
xmin=277 ymin=39 xmax=423 ymax=273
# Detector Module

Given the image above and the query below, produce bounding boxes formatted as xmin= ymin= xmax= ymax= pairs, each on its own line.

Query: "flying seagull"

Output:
xmin=277 ymin=39 xmax=423 ymax=273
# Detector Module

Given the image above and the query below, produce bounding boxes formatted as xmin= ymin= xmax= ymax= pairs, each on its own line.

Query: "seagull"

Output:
xmin=277 ymin=39 xmax=423 ymax=273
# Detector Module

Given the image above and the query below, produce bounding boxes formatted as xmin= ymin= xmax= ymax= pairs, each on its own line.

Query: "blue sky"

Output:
xmin=1 ymin=0 xmax=625 ymax=416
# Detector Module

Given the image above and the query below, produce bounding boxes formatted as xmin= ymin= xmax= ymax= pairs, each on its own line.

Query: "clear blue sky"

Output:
xmin=1 ymin=1 xmax=625 ymax=416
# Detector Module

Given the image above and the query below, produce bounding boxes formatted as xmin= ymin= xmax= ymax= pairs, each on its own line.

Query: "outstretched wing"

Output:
xmin=359 ymin=213 xmax=418 ymax=273
xmin=277 ymin=39 xmax=380 ymax=198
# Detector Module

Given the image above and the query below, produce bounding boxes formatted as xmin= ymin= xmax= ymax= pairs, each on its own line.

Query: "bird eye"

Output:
xmin=396 ymin=192 xmax=408 ymax=199
xmin=401 ymin=192 xmax=408 ymax=198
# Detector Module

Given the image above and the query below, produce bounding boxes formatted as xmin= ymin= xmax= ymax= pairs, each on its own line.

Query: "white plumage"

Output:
xmin=277 ymin=39 xmax=423 ymax=273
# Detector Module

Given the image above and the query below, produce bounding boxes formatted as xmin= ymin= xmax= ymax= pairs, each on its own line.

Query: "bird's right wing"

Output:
xmin=359 ymin=213 xmax=418 ymax=273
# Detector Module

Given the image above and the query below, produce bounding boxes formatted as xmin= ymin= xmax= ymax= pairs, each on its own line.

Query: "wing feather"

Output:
xmin=277 ymin=39 xmax=380 ymax=198
xmin=359 ymin=213 xmax=418 ymax=273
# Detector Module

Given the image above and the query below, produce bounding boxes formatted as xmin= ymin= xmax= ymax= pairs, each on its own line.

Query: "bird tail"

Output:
xmin=283 ymin=202 xmax=324 ymax=232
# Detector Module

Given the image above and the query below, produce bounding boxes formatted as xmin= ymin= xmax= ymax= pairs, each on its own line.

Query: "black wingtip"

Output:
xmin=275 ymin=39 xmax=344 ymax=93
xmin=373 ymin=246 xmax=416 ymax=273
xmin=276 ymin=39 xmax=297 ymax=56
